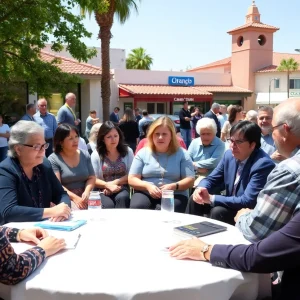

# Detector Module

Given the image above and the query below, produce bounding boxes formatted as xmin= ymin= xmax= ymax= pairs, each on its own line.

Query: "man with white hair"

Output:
xmin=34 ymin=98 xmax=58 ymax=157
xmin=188 ymin=118 xmax=225 ymax=179
xmin=57 ymin=93 xmax=80 ymax=126
xmin=235 ymin=98 xmax=300 ymax=242
xmin=204 ymin=103 xmax=221 ymax=138
xmin=245 ymin=110 xmax=258 ymax=123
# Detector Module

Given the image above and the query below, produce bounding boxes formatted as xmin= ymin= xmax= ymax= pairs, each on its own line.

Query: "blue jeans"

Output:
xmin=0 ymin=146 xmax=8 ymax=162
xmin=180 ymin=129 xmax=191 ymax=148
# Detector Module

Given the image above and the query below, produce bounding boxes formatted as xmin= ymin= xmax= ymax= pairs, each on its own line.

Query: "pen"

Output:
xmin=73 ymin=234 xmax=81 ymax=248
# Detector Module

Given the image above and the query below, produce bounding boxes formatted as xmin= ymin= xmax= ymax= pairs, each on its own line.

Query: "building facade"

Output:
xmin=188 ymin=1 xmax=300 ymax=109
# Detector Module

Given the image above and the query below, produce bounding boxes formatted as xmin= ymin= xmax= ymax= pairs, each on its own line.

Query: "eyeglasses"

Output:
xmin=21 ymin=143 xmax=49 ymax=151
xmin=226 ymin=138 xmax=248 ymax=145
xmin=270 ymin=123 xmax=285 ymax=133
xmin=39 ymin=105 xmax=47 ymax=107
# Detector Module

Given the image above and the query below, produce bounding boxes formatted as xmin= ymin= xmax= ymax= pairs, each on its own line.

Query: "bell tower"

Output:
xmin=228 ymin=1 xmax=279 ymax=109
xmin=245 ymin=0 xmax=260 ymax=23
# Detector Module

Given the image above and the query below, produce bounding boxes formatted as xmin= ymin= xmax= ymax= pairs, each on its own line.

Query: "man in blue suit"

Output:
xmin=186 ymin=121 xmax=275 ymax=225
xmin=204 ymin=103 xmax=221 ymax=138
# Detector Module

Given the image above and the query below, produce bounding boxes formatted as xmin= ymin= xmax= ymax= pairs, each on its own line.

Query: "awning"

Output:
xmin=256 ymin=92 xmax=288 ymax=105
xmin=119 ymin=84 xmax=252 ymax=99
xmin=119 ymin=84 xmax=213 ymax=97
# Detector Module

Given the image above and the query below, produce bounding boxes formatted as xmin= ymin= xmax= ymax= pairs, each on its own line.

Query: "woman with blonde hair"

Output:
xmin=87 ymin=122 xmax=102 ymax=155
xmin=128 ymin=116 xmax=194 ymax=212
xmin=118 ymin=108 xmax=139 ymax=152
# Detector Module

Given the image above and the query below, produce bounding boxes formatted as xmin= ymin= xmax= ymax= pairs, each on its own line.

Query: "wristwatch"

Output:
xmin=176 ymin=182 xmax=179 ymax=190
xmin=201 ymin=244 xmax=210 ymax=261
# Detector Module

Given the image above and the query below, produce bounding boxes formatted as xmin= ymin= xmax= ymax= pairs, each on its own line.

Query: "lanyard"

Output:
xmin=65 ymin=104 xmax=76 ymax=121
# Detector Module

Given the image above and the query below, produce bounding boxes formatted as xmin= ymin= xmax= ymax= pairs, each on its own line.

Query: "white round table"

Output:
xmin=0 ymin=209 xmax=270 ymax=300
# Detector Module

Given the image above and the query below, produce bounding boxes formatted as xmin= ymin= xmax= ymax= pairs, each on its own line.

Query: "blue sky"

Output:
xmin=78 ymin=0 xmax=300 ymax=71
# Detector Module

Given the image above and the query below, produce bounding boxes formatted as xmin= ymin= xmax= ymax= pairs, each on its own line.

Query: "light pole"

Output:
xmin=269 ymin=78 xmax=278 ymax=106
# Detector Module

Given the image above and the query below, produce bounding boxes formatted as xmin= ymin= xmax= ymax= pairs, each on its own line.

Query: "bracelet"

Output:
xmin=175 ymin=183 xmax=179 ymax=190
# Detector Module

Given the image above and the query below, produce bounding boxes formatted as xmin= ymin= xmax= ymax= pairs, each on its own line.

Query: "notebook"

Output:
xmin=174 ymin=221 xmax=227 ymax=238
xmin=35 ymin=219 xmax=87 ymax=231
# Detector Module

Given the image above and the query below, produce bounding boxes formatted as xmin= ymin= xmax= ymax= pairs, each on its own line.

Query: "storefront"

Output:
xmin=118 ymin=83 xmax=213 ymax=114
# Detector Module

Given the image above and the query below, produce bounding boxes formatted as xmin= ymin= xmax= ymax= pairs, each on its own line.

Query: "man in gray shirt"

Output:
xmin=57 ymin=93 xmax=80 ymax=126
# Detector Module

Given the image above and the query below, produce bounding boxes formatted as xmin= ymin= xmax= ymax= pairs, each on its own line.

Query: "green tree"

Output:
xmin=79 ymin=0 xmax=141 ymax=121
xmin=0 ymin=0 xmax=104 ymax=96
xmin=126 ymin=47 xmax=153 ymax=70
xmin=277 ymin=58 xmax=299 ymax=98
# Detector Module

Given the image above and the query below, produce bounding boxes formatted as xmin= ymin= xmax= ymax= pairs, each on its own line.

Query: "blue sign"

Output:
xmin=168 ymin=76 xmax=194 ymax=86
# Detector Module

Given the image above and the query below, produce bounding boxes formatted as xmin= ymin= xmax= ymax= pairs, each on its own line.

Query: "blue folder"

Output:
xmin=35 ymin=219 xmax=87 ymax=231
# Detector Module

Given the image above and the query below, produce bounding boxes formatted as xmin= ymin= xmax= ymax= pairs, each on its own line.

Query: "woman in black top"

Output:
xmin=118 ymin=108 xmax=140 ymax=152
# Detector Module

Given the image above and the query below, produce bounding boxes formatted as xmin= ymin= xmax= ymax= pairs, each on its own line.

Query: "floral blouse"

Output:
xmin=102 ymin=156 xmax=126 ymax=182
xmin=0 ymin=227 xmax=45 ymax=285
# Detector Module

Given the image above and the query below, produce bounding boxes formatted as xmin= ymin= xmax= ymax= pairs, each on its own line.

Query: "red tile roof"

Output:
xmin=257 ymin=53 xmax=300 ymax=72
xmin=119 ymin=84 xmax=212 ymax=96
xmin=40 ymin=50 xmax=102 ymax=75
xmin=273 ymin=52 xmax=300 ymax=66
xmin=119 ymin=84 xmax=252 ymax=96
xmin=187 ymin=57 xmax=231 ymax=72
xmin=256 ymin=65 xmax=278 ymax=73
xmin=227 ymin=22 xmax=279 ymax=34
xmin=189 ymin=52 xmax=300 ymax=73
xmin=196 ymin=86 xmax=252 ymax=93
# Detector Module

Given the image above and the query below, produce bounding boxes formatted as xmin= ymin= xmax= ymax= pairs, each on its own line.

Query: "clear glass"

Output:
xmin=161 ymin=190 xmax=174 ymax=222
xmin=88 ymin=191 xmax=102 ymax=221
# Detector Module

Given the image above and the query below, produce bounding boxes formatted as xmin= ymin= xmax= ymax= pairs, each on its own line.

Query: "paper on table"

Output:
xmin=50 ymin=233 xmax=81 ymax=249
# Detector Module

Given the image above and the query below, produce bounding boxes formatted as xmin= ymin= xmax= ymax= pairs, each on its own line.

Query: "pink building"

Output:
xmin=188 ymin=0 xmax=300 ymax=109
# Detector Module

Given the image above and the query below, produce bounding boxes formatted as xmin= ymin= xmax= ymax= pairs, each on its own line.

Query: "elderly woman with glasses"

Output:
xmin=0 ymin=121 xmax=71 ymax=225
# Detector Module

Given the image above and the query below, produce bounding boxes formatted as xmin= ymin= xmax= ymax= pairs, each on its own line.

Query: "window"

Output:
xmin=124 ymin=102 xmax=133 ymax=111
xmin=274 ymin=79 xmax=280 ymax=89
xmin=258 ymin=35 xmax=266 ymax=46
xmin=290 ymin=79 xmax=300 ymax=89
xmin=147 ymin=102 xmax=165 ymax=114
xmin=147 ymin=103 xmax=155 ymax=114
xmin=237 ymin=36 xmax=244 ymax=47
xmin=157 ymin=103 xmax=165 ymax=114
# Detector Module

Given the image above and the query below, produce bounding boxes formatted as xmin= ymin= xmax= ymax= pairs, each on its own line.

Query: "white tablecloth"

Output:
xmin=0 ymin=210 xmax=270 ymax=300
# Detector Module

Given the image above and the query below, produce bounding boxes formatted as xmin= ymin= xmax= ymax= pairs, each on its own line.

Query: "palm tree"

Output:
xmin=80 ymin=0 xmax=141 ymax=121
xmin=277 ymin=58 xmax=299 ymax=98
xmin=126 ymin=47 xmax=153 ymax=70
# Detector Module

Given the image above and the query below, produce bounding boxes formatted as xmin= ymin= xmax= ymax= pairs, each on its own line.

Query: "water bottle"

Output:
xmin=88 ymin=191 xmax=102 ymax=221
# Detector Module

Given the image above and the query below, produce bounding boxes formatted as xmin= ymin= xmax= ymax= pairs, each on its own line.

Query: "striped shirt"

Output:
xmin=236 ymin=148 xmax=300 ymax=242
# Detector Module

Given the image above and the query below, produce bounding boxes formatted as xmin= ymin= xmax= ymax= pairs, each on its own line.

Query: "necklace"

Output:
xmin=155 ymin=153 xmax=169 ymax=186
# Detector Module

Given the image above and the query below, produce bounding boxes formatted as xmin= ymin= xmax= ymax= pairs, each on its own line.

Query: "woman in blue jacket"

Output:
xmin=0 ymin=121 xmax=71 ymax=225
